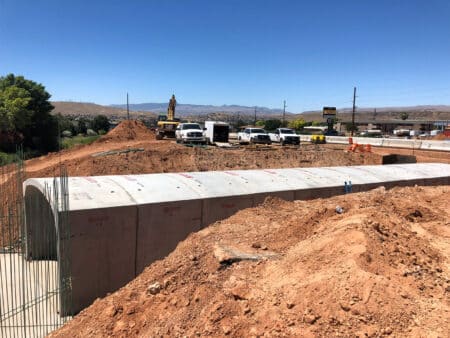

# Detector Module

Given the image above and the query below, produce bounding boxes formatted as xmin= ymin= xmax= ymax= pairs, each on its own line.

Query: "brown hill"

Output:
xmin=51 ymin=185 xmax=450 ymax=337
xmin=51 ymin=101 xmax=157 ymax=119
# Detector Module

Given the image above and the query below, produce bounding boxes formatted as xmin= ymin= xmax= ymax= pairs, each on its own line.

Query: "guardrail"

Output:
xmin=316 ymin=135 xmax=450 ymax=151
xmin=227 ymin=133 xmax=449 ymax=151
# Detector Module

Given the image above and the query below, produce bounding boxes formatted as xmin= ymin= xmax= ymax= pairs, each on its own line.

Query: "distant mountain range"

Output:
xmin=301 ymin=105 xmax=450 ymax=122
xmin=110 ymin=103 xmax=288 ymax=116
xmin=52 ymin=101 xmax=450 ymax=122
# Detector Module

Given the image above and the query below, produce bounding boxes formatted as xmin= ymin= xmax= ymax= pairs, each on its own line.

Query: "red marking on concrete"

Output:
xmin=263 ymin=170 xmax=277 ymax=175
xmin=224 ymin=171 xmax=240 ymax=177
xmin=124 ymin=176 xmax=137 ymax=181
xmin=177 ymin=173 xmax=193 ymax=179
xmin=83 ymin=177 xmax=98 ymax=184
xmin=222 ymin=203 xmax=236 ymax=209
xmin=163 ymin=206 xmax=181 ymax=216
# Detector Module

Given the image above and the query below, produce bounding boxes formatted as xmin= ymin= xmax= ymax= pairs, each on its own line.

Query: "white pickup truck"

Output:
xmin=237 ymin=127 xmax=271 ymax=145
xmin=175 ymin=123 xmax=206 ymax=144
xmin=268 ymin=128 xmax=300 ymax=145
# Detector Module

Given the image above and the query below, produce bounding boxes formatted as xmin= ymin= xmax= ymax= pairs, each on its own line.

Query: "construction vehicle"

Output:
xmin=155 ymin=94 xmax=180 ymax=140
xmin=175 ymin=123 xmax=206 ymax=144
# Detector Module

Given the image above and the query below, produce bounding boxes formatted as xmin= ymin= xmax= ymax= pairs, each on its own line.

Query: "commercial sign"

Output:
xmin=323 ymin=106 xmax=337 ymax=118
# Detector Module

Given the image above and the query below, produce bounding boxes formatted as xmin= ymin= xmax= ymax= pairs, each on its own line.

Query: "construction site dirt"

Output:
xmin=2 ymin=120 xmax=450 ymax=337
xmin=0 ymin=120 xmax=449 ymax=251
xmin=49 ymin=185 xmax=450 ymax=337
xmin=19 ymin=121 xmax=449 ymax=180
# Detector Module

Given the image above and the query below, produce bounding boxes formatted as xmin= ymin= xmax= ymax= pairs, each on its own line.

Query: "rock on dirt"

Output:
xmin=50 ymin=185 xmax=450 ymax=338
xmin=146 ymin=282 xmax=161 ymax=295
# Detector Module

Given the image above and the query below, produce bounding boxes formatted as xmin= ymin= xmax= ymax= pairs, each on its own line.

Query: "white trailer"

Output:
xmin=204 ymin=121 xmax=230 ymax=145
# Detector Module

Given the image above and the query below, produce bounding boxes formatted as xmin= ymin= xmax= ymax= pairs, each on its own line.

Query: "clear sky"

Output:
xmin=1 ymin=0 xmax=450 ymax=112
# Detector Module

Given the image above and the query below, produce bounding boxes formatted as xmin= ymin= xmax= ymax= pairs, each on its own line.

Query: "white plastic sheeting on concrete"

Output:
xmin=23 ymin=163 xmax=450 ymax=313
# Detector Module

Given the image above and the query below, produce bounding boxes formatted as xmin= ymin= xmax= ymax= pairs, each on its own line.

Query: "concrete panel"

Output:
xmin=294 ymin=186 xmax=342 ymax=200
xmin=22 ymin=163 xmax=450 ymax=315
xmin=299 ymin=135 xmax=311 ymax=142
xmin=420 ymin=141 xmax=450 ymax=151
xmin=329 ymin=136 xmax=350 ymax=144
xmin=135 ymin=200 xmax=202 ymax=273
xmin=202 ymin=195 xmax=255 ymax=226
xmin=321 ymin=136 xmax=450 ymax=152
xmin=352 ymin=137 xmax=384 ymax=146
xmin=68 ymin=206 xmax=137 ymax=313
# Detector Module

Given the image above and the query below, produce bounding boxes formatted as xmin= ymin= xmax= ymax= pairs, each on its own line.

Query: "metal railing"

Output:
xmin=0 ymin=151 xmax=72 ymax=338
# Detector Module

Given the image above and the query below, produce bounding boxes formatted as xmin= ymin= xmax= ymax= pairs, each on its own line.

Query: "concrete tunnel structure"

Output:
xmin=23 ymin=163 xmax=450 ymax=314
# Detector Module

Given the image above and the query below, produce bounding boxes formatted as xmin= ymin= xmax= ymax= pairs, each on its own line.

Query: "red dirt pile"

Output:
xmin=51 ymin=185 xmax=450 ymax=337
xmin=97 ymin=120 xmax=155 ymax=143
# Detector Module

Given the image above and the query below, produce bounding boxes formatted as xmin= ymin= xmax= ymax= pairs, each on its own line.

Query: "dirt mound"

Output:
xmin=432 ymin=133 xmax=449 ymax=140
xmin=98 ymin=120 xmax=155 ymax=142
xmin=51 ymin=185 xmax=450 ymax=337
xmin=30 ymin=144 xmax=382 ymax=178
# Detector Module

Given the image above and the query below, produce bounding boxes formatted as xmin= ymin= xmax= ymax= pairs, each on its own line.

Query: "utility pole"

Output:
xmin=351 ymin=87 xmax=356 ymax=136
xmin=126 ymin=92 xmax=130 ymax=120
xmin=254 ymin=106 xmax=257 ymax=126
xmin=283 ymin=100 xmax=287 ymax=126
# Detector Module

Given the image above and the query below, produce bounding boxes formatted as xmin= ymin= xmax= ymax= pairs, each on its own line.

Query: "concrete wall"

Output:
xmin=319 ymin=135 xmax=450 ymax=151
xmin=23 ymin=164 xmax=450 ymax=314
xmin=68 ymin=206 xmax=137 ymax=313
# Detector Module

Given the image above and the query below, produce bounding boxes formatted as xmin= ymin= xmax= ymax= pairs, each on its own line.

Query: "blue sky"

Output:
xmin=1 ymin=0 xmax=450 ymax=112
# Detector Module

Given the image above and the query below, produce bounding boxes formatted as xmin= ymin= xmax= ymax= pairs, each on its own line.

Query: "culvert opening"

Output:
xmin=25 ymin=185 xmax=57 ymax=260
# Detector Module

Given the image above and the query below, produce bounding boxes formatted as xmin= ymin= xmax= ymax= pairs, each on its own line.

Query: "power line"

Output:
xmin=126 ymin=92 xmax=130 ymax=120
xmin=351 ymin=87 xmax=357 ymax=136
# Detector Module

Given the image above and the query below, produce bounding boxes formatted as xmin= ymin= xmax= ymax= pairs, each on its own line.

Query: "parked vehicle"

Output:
xmin=311 ymin=134 xmax=326 ymax=144
xmin=175 ymin=123 xmax=206 ymax=144
xmin=237 ymin=127 xmax=271 ymax=145
xmin=268 ymin=128 xmax=300 ymax=145
xmin=360 ymin=129 xmax=383 ymax=137
xmin=204 ymin=121 xmax=230 ymax=144
xmin=393 ymin=129 xmax=410 ymax=137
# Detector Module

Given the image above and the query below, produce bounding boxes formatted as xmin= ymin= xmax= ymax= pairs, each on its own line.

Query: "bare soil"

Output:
xmin=50 ymin=185 xmax=450 ymax=338
xmin=23 ymin=121 xmax=382 ymax=178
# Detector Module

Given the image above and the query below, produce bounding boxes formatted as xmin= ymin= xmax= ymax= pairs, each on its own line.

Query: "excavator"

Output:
xmin=155 ymin=94 xmax=180 ymax=140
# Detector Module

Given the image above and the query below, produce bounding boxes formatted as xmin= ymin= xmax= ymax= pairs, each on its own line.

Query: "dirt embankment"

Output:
xmin=31 ymin=144 xmax=381 ymax=178
xmin=51 ymin=185 xmax=450 ymax=338
xmin=21 ymin=120 xmax=381 ymax=177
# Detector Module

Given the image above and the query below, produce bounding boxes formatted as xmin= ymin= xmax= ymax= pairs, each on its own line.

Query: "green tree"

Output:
xmin=76 ymin=118 xmax=88 ymax=135
xmin=255 ymin=120 xmax=265 ymax=127
xmin=0 ymin=74 xmax=57 ymax=152
xmin=91 ymin=114 xmax=110 ymax=133
xmin=263 ymin=119 xmax=282 ymax=131
xmin=0 ymin=86 xmax=32 ymax=130
xmin=55 ymin=113 xmax=76 ymax=135
xmin=344 ymin=122 xmax=358 ymax=132
xmin=400 ymin=112 xmax=409 ymax=120
xmin=288 ymin=118 xmax=306 ymax=131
